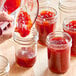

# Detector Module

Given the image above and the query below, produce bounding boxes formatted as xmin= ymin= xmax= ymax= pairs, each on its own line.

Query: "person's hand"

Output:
xmin=0 ymin=11 xmax=14 ymax=34
xmin=0 ymin=11 xmax=14 ymax=43
xmin=0 ymin=11 xmax=13 ymax=22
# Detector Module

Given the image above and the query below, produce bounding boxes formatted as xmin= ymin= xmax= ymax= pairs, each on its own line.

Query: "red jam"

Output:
xmin=16 ymin=47 xmax=36 ymax=68
xmin=3 ymin=0 xmax=21 ymax=14
xmin=35 ymin=11 xmax=56 ymax=46
xmin=15 ymin=11 xmax=32 ymax=37
xmin=47 ymin=37 xmax=70 ymax=74
xmin=64 ymin=20 xmax=76 ymax=56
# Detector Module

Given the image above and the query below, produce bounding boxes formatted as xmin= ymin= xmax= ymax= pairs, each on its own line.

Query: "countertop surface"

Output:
xmin=0 ymin=0 xmax=76 ymax=76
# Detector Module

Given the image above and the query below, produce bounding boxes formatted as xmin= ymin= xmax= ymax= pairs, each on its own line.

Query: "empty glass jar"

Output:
xmin=0 ymin=55 xmax=10 ymax=76
xmin=59 ymin=0 xmax=76 ymax=30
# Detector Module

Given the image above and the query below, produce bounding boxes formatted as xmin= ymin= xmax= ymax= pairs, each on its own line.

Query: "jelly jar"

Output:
xmin=59 ymin=0 xmax=76 ymax=30
xmin=13 ymin=27 xmax=38 ymax=68
xmin=46 ymin=32 xmax=72 ymax=74
xmin=0 ymin=55 xmax=10 ymax=76
xmin=35 ymin=6 xmax=57 ymax=46
xmin=63 ymin=16 xmax=76 ymax=56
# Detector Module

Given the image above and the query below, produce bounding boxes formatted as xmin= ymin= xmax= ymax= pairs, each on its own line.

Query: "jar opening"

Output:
xmin=46 ymin=31 xmax=72 ymax=49
xmin=59 ymin=0 xmax=76 ymax=12
xmin=36 ymin=17 xmax=57 ymax=24
xmin=38 ymin=7 xmax=57 ymax=20
xmin=13 ymin=27 xmax=38 ymax=45
xmin=63 ymin=16 xmax=76 ymax=31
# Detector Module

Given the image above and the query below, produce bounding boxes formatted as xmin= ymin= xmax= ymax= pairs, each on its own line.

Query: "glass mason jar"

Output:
xmin=39 ymin=0 xmax=59 ymax=7
xmin=13 ymin=27 xmax=38 ymax=68
xmin=63 ymin=16 xmax=76 ymax=56
xmin=35 ymin=6 xmax=57 ymax=46
xmin=0 ymin=55 xmax=10 ymax=76
xmin=46 ymin=32 xmax=72 ymax=74
xmin=59 ymin=0 xmax=76 ymax=30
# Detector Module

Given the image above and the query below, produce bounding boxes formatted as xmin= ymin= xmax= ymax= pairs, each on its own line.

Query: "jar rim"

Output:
xmin=46 ymin=31 xmax=72 ymax=48
xmin=0 ymin=55 xmax=10 ymax=74
xmin=37 ymin=6 xmax=57 ymax=20
xmin=39 ymin=0 xmax=51 ymax=6
xmin=13 ymin=27 xmax=38 ymax=45
xmin=63 ymin=16 xmax=76 ymax=31
xmin=59 ymin=0 xmax=76 ymax=12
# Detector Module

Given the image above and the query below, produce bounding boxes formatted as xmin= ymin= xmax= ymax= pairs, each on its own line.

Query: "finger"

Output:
xmin=0 ymin=0 xmax=6 ymax=7
xmin=0 ymin=22 xmax=14 ymax=36
xmin=0 ymin=11 xmax=14 ymax=22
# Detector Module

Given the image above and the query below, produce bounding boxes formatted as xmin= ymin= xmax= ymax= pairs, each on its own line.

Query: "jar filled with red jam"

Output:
xmin=35 ymin=7 xmax=57 ymax=46
xmin=46 ymin=32 xmax=72 ymax=74
xmin=63 ymin=17 xmax=76 ymax=56
xmin=13 ymin=27 xmax=38 ymax=68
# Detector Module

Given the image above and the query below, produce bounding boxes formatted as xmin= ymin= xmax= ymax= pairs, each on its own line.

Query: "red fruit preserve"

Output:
xmin=3 ymin=0 xmax=21 ymax=14
xmin=15 ymin=11 xmax=32 ymax=37
xmin=63 ymin=18 xmax=76 ymax=56
xmin=16 ymin=47 xmax=36 ymax=68
xmin=35 ymin=7 xmax=57 ymax=46
xmin=46 ymin=32 xmax=72 ymax=74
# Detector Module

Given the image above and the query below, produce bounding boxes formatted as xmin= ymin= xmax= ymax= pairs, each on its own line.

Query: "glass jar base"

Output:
xmin=71 ymin=53 xmax=76 ymax=57
xmin=71 ymin=48 xmax=76 ymax=57
xmin=48 ymin=68 xmax=68 ymax=74
xmin=16 ymin=63 xmax=34 ymax=69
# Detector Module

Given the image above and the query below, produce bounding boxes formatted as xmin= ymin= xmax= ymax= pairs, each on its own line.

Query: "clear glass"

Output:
xmin=63 ymin=16 xmax=76 ymax=56
xmin=46 ymin=31 xmax=72 ymax=74
xmin=59 ymin=0 xmax=76 ymax=30
xmin=39 ymin=0 xmax=50 ymax=7
xmin=39 ymin=0 xmax=59 ymax=7
xmin=35 ymin=6 xmax=57 ymax=46
xmin=13 ymin=26 xmax=38 ymax=68
xmin=0 ymin=55 xmax=10 ymax=76
xmin=15 ymin=0 xmax=39 ymax=26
